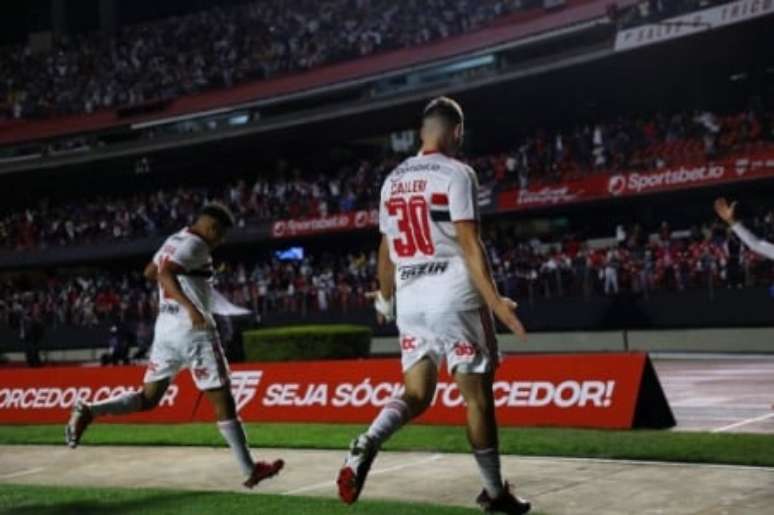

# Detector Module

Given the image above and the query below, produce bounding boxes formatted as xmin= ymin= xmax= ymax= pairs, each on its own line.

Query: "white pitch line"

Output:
xmin=0 ymin=467 xmax=46 ymax=480
xmin=518 ymin=455 xmax=774 ymax=473
xmin=712 ymin=413 xmax=774 ymax=433
xmin=281 ymin=453 xmax=444 ymax=495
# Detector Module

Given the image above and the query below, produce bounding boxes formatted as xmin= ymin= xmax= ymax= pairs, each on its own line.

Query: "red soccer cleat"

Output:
xmin=337 ymin=434 xmax=379 ymax=504
xmin=243 ymin=459 xmax=284 ymax=489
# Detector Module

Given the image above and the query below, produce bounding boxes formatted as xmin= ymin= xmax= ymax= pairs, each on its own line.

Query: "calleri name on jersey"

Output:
xmin=379 ymin=151 xmax=484 ymax=315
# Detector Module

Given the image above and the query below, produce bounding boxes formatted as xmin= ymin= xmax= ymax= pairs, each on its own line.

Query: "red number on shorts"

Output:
xmin=400 ymin=336 xmax=418 ymax=351
xmin=386 ymin=196 xmax=435 ymax=257
xmin=454 ymin=342 xmax=477 ymax=357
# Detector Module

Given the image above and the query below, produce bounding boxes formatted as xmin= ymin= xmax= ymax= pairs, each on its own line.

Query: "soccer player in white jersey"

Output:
xmin=337 ymin=98 xmax=531 ymax=514
xmin=65 ymin=203 xmax=284 ymax=488
xmin=715 ymin=198 xmax=774 ymax=260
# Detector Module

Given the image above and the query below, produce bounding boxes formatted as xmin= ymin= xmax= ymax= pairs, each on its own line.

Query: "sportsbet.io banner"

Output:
xmin=270 ymin=209 xmax=378 ymax=239
xmin=0 ymin=353 xmax=674 ymax=429
xmin=497 ymin=149 xmax=774 ymax=213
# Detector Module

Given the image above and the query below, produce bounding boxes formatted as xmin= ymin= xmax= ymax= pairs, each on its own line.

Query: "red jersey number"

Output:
xmin=387 ymin=196 xmax=435 ymax=257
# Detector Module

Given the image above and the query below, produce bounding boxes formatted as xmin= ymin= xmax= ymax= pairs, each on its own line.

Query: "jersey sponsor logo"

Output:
xmin=398 ymin=260 xmax=449 ymax=280
xmin=159 ymin=303 xmax=180 ymax=314
xmin=230 ymin=370 xmax=263 ymax=412
xmin=389 ymin=162 xmax=442 ymax=182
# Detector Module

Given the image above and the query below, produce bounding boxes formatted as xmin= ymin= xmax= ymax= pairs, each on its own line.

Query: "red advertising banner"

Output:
xmin=270 ymin=209 xmax=378 ymax=239
xmin=0 ymin=366 xmax=200 ymax=424
xmin=0 ymin=353 xmax=672 ymax=429
xmin=497 ymin=150 xmax=774 ymax=212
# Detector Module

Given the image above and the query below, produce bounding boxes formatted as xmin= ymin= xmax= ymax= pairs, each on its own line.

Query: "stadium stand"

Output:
xmin=3 ymin=206 xmax=773 ymax=332
xmin=0 ymin=0 xmax=554 ymax=121
xmin=1 ymin=106 xmax=769 ymax=251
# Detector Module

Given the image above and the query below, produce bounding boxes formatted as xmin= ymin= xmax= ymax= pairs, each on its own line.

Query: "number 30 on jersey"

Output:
xmin=386 ymin=195 xmax=435 ymax=258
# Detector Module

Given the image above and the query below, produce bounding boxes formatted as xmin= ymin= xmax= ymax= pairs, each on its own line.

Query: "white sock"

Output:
xmin=217 ymin=419 xmax=255 ymax=477
xmin=88 ymin=392 xmax=143 ymax=417
xmin=474 ymin=448 xmax=504 ymax=498
xmin=366 ymin=399 xmax=409 ymax=446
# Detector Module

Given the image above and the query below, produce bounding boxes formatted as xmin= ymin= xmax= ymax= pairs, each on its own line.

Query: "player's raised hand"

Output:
xmin=492 ymin=296 xmax=527 ymax=341
xmin=714 ymin=197 xmax=738 ymax=225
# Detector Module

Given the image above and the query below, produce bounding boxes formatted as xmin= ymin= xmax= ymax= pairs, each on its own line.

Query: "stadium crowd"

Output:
xmin=3 ymin=211 xmax=773 ymax=331
xmin=0 ymin=0 xmax=529 ymax=121
xmin=0 ymin=0 xmax=744 ymax=122
xmin=2 ymin=107 xmax=769 ymax=251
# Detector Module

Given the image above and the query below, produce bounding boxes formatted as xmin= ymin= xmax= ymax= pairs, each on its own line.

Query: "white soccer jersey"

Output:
xmin=379 ymin=151 xmax=484 ymax=315
xmin=152 ymin=228 xmax=216 ymax=328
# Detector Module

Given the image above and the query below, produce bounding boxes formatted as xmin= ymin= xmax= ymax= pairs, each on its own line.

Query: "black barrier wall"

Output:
xmin=3 ymin=287 xmax=772 ymax=355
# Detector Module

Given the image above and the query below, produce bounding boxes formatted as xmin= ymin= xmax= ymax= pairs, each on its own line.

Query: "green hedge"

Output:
xmin=242 ymin=324 xmax=371 ymax=362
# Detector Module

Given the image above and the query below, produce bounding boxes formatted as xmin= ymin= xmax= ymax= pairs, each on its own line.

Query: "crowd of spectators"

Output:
xmin=487 ymin=213 xmax=774 ymax=301
xmin=0 ymin=0 xmax=528 ymax=121
xmin=2 ymin=107 xmax=769 ymax=252
xmin=3 ymin=210 xmax=773 ymax=331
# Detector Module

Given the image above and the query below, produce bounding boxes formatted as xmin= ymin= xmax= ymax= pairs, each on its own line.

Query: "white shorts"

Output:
xmin=397 ymin=308 xmax=498 ymax=375
xmin=144 ymin=324 xmax=230 ymax=391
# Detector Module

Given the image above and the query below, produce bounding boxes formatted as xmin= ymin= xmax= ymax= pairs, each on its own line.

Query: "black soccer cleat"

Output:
xmin=476 ymin=482 xmax=531 ymax=514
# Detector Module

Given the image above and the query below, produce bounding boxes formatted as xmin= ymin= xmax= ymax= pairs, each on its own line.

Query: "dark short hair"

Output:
xmin=201 ymin=202 xmax=235 ymax=229
xmin=423 ymin=96 xmax=464 ymax=127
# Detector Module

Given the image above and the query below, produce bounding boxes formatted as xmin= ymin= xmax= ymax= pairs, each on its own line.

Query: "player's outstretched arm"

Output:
xmin=715 ymin=197 xmax=774 ymax=260
xmin=157 ymin=261 xmax=210 ymax=329
xmin=455 ymin=220 xmax=527 ymax=340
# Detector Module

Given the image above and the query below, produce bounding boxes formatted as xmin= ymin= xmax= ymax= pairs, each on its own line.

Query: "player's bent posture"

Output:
xmin=65 ymin=203 xmax=284 ymax=488
xmin=337 ymin=98 xmax=530 ymax=514
xmin=715 ymin=198 xmax=774 ymax=260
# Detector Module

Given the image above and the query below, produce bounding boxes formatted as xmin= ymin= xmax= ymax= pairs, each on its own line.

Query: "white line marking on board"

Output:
xmin=281 ymin=454 xmax=444 ymax=495
xmin=0 ymin=467 xmax=45 ymax=480
xmin=712 ymin=413 xmax=774 ymax=433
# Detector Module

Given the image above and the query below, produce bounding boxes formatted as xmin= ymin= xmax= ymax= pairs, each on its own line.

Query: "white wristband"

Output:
xmin=373 ymin=292 xmax=395 ymax=322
